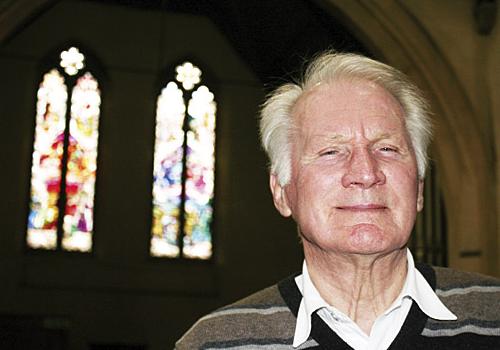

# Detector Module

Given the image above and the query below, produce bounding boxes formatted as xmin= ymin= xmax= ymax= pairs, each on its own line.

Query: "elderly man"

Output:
xmin=176 ymin=52 xmax=500 ymax=349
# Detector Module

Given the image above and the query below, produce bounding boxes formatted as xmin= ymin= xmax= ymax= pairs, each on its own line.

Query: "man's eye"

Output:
xmin=380 ymin=147 xmax=397 ymax=152
xmin=320 ymin=150 xmax=338 ymax=156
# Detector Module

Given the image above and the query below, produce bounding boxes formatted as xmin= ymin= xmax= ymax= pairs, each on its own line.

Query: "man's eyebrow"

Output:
xmin=304 ymin=131 xmax=406 ymax=147
xmin=301 ymin=134 xmax=348 ymax=155
xmin=371 ymin=132 xmax=392 ymax=141
xmin=327 ymin=134 xmax=349 ymax=142
xmin=308 ymin=134 xmax=349 ymax=143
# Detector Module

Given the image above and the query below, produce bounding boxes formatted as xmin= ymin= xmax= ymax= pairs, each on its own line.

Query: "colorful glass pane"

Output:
xmin=61 ymin=72 xmax=100 ymax=252
xmin=27 ymin=69 xmax=68 ymax=249
xmin=183 ymin=85 xmax=216 ymax=259
xmin=150 ymin=82 xmax=186 ymax=257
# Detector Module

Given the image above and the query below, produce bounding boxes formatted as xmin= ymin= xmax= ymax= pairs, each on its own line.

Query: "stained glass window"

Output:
xmin=151 ymin=62 xmax=216 ymax=260
xmin=27 ymin=47 xmax=101 ymax=253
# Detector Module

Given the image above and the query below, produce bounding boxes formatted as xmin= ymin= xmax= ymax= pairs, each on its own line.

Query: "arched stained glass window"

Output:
xmin=27 ymin=47 xmax=101 ymax=253
xmin=151 ymin=62 xmax=216 ymax=260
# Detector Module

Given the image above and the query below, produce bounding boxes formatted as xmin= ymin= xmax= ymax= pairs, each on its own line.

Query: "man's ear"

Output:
xmin=269 ymin=173 xmax=292 ymax=217
xmin=417 ymin=179 xmax=424 ymax=212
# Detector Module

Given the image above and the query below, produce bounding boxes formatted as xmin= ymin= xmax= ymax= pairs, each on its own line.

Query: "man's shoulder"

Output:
xmin=432 ymin=265 xmax=500 ymax=290
xmin=423 ymin=266 xmax=500 ymax=339
xmin=228 ymin=282 xmax=289 ymax=308
xmin=431 ymin=266 xmax=500 ymax=317
xmin=175 ymin=280 xmax=298 ymax=350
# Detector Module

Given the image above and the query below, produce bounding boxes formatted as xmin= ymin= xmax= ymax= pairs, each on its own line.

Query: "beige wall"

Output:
xmin=490 ymin=7 xmax=500 ymax=279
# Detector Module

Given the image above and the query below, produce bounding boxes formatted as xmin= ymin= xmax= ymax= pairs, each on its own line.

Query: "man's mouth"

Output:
xmin=336 ymin=204 xmax=387 ymax=211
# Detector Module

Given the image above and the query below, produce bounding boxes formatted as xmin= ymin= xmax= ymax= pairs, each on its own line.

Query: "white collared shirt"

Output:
xmin=293 ymin=249 xmax=457 ymax=349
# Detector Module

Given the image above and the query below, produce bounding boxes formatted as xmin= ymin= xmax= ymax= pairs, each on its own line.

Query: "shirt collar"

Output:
xmin=293 ymin=260 xmax=329 ymax=347
xmin=403 ymin=249 xmax=457 ymax=320
xmin=292 ymin=249 xmax=456 ymax=348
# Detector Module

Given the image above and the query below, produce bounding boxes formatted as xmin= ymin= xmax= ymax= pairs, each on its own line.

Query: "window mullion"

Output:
xmin=177 ymin=93 xmax=190 ymax=258
xmin=55 ymin=77 xmax=74 ymax=251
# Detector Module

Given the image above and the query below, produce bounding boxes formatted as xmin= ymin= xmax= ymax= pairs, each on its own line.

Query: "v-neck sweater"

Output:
xmin=175 ymin=263 xmax=500 ymax=349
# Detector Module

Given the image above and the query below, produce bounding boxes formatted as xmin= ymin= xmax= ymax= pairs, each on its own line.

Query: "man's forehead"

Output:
xmin=293 ymin=80 xmax=405 ymax=127
xmin=296 ymin=79 xmax=399 ymax=110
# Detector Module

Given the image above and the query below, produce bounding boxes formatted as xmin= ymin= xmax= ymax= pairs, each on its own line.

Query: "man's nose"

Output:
xmin=341 ymin=148 xmax=386 ymax=189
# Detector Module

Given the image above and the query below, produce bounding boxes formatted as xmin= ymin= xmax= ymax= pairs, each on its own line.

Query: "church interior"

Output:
xmin=0 ymin=0 xmax=498 ymax=349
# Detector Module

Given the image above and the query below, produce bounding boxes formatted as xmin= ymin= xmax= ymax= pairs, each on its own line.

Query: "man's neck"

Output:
xmin=304 ymin=245 xmax=408 ymax=335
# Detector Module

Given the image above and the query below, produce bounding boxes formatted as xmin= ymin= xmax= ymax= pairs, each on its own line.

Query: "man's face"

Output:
xmin=271 ymin=79 xmax=424 ymax=256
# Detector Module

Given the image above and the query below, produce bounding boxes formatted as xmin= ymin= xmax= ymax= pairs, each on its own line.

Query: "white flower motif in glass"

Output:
xmin=60 ymin=47 xmax=85 ymax=76
xmin=175 ymin=62 xmax=201 ymax=90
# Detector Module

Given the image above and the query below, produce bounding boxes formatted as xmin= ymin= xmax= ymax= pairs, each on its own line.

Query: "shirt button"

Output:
xmin=329 ymin=310 xmax=339 ymax=321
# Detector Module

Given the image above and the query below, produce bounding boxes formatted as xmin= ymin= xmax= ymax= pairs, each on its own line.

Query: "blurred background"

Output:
xmin=0 ymin=0 xmax=498 ymax=349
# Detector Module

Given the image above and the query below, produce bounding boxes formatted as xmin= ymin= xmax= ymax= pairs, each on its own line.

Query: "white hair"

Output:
xmin=259 ymin=51 xmax=433 ymax=185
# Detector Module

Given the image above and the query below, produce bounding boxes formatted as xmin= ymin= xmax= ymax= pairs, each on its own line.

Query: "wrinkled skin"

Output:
xmin=271 ymin=79 xmax=423 ymax=258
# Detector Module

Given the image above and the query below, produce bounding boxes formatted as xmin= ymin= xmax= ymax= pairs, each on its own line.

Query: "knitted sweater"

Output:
xmin=175 ymin=264 xmax=500 ymax=349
